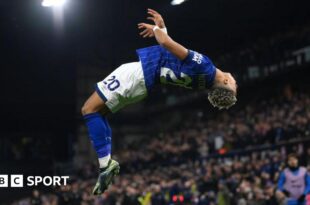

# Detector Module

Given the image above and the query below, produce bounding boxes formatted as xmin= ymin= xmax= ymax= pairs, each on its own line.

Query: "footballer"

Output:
xmin=81 ymin=9 xmax=237 ymax=195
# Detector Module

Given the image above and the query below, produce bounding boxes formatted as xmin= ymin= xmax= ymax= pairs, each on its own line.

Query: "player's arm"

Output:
xmin=304 ymin=172 xmax=310 ymax=195
xmin=277 ymin=171 xmax=286 ymax=192
xmin=138 ymin=9 xmax=188 ymax=61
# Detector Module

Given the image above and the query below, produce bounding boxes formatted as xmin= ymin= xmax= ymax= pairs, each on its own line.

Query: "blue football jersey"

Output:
xmin=136 ymin=45 xmax=216 ymax=92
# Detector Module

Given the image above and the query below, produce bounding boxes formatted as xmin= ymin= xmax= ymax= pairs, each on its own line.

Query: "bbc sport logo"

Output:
xmin=0 ymin=175 xmax=69 ymax=188
xmin=0 ymin=175 xmax=9 ymax=187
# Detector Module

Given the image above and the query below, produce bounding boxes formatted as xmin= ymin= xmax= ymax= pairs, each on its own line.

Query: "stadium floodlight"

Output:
xmin=171 ymin=0 xmax=186 ymax=6
xmin=42 ymin=0 xmax=66 ymax=7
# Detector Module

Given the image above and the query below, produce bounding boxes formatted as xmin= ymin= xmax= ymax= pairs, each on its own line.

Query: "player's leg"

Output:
xmin=81 ymin=91 xmax=112 ymax=168
xmin=81 ymin=91 xmax=110 ymax=116
xmin=82 ymin=61 xmax=147 ymax=194
xmin=81 ymin=92 xmax=120 ymax=195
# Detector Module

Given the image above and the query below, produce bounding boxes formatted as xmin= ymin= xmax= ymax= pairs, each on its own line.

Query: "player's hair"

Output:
xmin=208 ymin=87 xmax=237 ymax=109
xmin=286 ymin=153 xmax=299 ymax=167
xmin=287 ymin=153 xmax=298 ymax=160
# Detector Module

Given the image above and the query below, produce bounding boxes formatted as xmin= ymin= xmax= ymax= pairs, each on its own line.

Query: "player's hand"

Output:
xmin=138 ymin=9 xmax=166 ymax=38
xmin=146 ymin=8 xmax=166 ymax=29
xmin=275 ymin=190 xmax=287 ymax=202
xmin=138 ymin=23 xmax=155 ymax=38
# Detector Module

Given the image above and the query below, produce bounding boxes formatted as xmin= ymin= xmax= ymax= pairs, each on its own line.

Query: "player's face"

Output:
xmin=288 ymin=157 xmax=298 ymax=167
xmin=224 ymin=72 xmax=237 ymax=94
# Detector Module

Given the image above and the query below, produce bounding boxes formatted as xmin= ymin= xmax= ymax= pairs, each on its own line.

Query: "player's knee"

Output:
xmin=81 ymin=103 xmax=95 ymax=115
xmin=81 ymin=104 xmax=87 ymax=115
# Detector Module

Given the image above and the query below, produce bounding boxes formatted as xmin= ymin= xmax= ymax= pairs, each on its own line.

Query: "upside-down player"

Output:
xmin=81 ymin=9 xmax=238 ymax=195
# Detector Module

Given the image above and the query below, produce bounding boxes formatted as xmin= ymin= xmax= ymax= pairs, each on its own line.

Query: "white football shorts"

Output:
xmin=95 ymin=62 xmax=148 ymax=113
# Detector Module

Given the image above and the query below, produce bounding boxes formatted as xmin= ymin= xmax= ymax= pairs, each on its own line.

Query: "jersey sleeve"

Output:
xmin=304 ymin=172 xmax=310 ymax=195
xmin=182 ymin=50 xmax=215 ymax=73
xmin=277 ymin=171 xmax=286 ymax=191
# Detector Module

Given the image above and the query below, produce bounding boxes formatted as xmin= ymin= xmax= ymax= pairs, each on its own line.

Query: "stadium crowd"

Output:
xmin=117 ymin=91 xmax=310 ymax=167
xmin=13 ymin=143 xmax=310 ymax=205
xmin=12 ymin=87 xmax=310 ymax=205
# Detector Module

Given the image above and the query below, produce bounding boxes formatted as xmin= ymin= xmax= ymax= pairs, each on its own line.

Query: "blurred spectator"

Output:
xmin=30 ymin=190 xmax=41 ymax=205
xmin=276 ymin=154 xmax=310 ymax=205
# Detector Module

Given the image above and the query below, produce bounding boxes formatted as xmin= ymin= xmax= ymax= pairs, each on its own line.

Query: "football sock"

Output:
xmin=83 ymin=113 xmax=112 ymax=168
xmin=98 ymin=154 xmax=111 ymax=169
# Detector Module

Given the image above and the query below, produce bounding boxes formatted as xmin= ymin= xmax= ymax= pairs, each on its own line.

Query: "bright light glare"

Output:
xmin=42 ymin=0 xmax=66 ymax=7
xmin=171 ymin=0 xmax=186 ymax=6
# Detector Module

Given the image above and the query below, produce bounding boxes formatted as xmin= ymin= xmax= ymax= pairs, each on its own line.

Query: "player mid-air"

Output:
xmin=81 ymin=9 xmax=238 ymax=195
